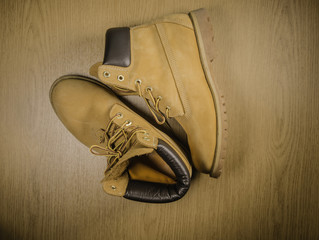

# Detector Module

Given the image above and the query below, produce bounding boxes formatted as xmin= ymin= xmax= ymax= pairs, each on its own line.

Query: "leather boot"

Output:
xmin=90 ymin=8 xmax=227 ymax=177
xmin=50 ymin=75 xmax=191 ymax=203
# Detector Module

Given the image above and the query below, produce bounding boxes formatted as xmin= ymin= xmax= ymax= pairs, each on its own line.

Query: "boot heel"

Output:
xmin=189 ymin=8 xmax=228 ymax=178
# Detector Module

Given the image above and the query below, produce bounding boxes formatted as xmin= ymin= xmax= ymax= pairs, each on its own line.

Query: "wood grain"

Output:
xmin=0 ymin=0 xmax=318 ymax=239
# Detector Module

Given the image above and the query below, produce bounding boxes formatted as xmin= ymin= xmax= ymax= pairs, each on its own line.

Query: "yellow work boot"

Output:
xmin=50 ymin=75 xmax=191 ymax=203
xmin=90 ymin=8 xmax=227 ymax=177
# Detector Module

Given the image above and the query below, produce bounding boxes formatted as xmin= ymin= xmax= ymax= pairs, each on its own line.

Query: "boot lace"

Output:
xmin=111 ymin=80 xmax=170 ymax=125
xmin=90 ymin=113 xmax=146 ymax=171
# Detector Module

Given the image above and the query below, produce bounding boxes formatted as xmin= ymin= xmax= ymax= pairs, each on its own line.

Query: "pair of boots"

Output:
xmin=50 ymin=8 xmax=227 ymax=203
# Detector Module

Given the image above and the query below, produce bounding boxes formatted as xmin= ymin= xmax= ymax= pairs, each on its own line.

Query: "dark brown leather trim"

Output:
xmin=103 ymin=27 xmax=131 ymax=67
xmin=124 ymin=139 xmax=191 ymax=203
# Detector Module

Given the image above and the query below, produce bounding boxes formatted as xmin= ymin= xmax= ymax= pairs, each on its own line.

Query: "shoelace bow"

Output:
xmin=112 ymin=81 xmax=170 ymax=125
xmin=90 ymin=114 xmax=146 ymax=171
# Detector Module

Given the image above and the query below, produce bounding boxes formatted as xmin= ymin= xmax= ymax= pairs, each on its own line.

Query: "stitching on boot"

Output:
xmin=155 ymin=23 xmax=191 ymax=116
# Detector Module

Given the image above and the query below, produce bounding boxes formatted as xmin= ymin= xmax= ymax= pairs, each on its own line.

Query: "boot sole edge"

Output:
xmin=189 ymin=8 xmax=228 ymax=178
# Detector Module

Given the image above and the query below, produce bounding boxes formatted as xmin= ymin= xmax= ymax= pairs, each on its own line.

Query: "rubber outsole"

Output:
xmin=189 ymin=8 xmax=228 ymax=178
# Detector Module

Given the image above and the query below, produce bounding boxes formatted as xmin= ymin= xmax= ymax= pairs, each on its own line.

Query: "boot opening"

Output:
xmin=128 ymin=151 xmax=176 ymax=184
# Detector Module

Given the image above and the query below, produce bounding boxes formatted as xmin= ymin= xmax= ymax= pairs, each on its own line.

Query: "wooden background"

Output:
xmin=0 ymin=0 xmax=318 ymax=239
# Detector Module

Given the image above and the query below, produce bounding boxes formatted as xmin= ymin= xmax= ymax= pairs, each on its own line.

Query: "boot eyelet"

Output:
xmin=146 ymin=87 xmax=153 ymax=92
xmin=103 ymin=71 xmax=111 ymax=78
xmin=117 ymin=75 xmax=124 ymax=81
xmin=116 ymin=113 xmax=123 ymax=119
xmin=135 ymin=79 xmax=142 ymax=85
xmin=125 ymin=120 xmax=132 ymax=126
xmin=166 ymin=106 xmax=171 ymax=110
xmin=111 ymin=185 xmax=116 ymax=190
xmin=158 ymin=96 xmax=162 ymax=100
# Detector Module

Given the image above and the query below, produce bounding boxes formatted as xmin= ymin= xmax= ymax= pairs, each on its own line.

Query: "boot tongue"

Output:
xmin=118 ymin=140 xmax=154 ymax=162
xmin=102 ymin=138 xmax=155 ymax=197
xmin=102 ymin=104 xmax=158 ymax=197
